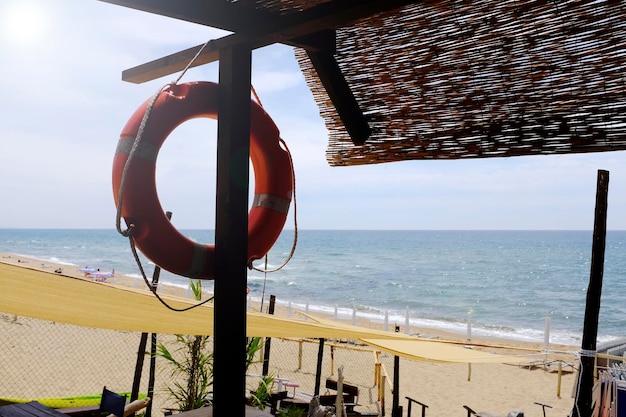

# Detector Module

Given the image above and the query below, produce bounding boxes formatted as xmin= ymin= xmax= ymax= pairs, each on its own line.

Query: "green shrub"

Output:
xmin=156 ymin=280 xmax=213 ymax=411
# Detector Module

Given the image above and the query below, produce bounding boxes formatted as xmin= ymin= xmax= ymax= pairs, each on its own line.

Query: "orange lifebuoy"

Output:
xmin=112 ymin=81 xmax=293 ymax=280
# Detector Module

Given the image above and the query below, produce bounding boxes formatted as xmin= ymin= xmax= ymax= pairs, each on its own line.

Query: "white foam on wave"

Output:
xmin=13 ymin=253 xmax=77 ymax=266
xmin=270 ymin=297 xmax=589 ymax=347
xmin=46 ymin=257 xmax=77 ymax=266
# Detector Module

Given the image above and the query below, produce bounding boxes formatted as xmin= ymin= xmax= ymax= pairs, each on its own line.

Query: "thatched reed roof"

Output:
xmin=104 ymin=0 xmax=626 ymax=167
xmin=293 ymin=1 xmax=626 ymax=166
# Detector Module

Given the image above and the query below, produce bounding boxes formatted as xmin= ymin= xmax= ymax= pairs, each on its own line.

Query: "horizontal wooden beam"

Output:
xmin=100 ymin=0 xmax=420 ymax=40
xmin=108 ymin=0 xmax=420 ymax=83
xmin=122 ymin=42 xmax=219 ymax=83
xmin=97 ymin=0 xmax=278 ymax=34
xmin=121 ymin=30 xmax=335 ymax=84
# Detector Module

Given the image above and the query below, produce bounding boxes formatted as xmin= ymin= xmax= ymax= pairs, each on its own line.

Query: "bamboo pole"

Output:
xmin=374 ymin=351 xmax=381 ymax=387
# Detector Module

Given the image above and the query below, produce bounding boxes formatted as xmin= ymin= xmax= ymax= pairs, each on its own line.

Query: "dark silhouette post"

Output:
xmin=314 ymin=339 xmax=325 ymax=395
xmin=392 ymin=326 xmax=401 ymax=417
xmin=572 ymin=170 xmax=609 ymax=417
xmin=132 ymin=211 xmax=171 ymax=417
xmin=262 ymin=295 xmax=276 ymax=376
xmin=214 ymin=45 xmax=252 ymax=417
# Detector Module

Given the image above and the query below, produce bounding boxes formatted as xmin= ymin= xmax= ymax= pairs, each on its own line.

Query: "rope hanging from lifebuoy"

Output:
xmin=112 ymin=81 xmax=294 ymax=280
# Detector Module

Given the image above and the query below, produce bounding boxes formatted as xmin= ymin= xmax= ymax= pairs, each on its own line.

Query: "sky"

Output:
xmin=1 ymin=0 xmax=626 ymax=231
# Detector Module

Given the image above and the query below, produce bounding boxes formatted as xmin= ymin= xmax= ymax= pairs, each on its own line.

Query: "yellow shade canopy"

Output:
xmin=0 ymin=261 xmax=541 ymax=364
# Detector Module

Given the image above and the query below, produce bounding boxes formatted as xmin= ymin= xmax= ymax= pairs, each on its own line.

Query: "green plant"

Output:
xmin=278 ymin=405 xmax=304 ymax=417
xmin=245 ymin=337 xmax=264 ymax=371
xmin=249 ymin=373 xmax=275 ymax=410
xmin=156 ymin=280 xmax=213 ymax=411
xmin=157 ymin=283 xmax=270 ymax=412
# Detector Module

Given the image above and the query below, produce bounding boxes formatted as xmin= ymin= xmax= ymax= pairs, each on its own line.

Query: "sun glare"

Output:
xmin=2 ymin=3 xmax=48 ymax=45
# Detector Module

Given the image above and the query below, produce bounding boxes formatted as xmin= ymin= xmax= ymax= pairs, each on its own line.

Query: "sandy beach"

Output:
xmin=0 ymin=254 xmax=580 ymax=416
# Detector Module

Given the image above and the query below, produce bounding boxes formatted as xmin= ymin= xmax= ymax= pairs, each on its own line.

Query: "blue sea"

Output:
xmin=2 ymin=228 xmax=626 ymax=347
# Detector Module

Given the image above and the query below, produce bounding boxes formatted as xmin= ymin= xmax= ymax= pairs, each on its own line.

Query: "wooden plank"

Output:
xmin=107 ymin=0 xmax=422 ymax=83
xmin=122 ymin=43 xmax=219 ymax=84
xmin=121 ymin=30 xmax=335 ymax=84
xmin=100 ymin=0 xmax=420 ymax=38
xmin=96 ymin=0 xmax=277 ymax=34
xmin=325 ymin=379 xmax=359 ymax=398
xmin=0 ymin=402 xmax=71 ymax=417
xmin=54 ymin=406 xmax=99 ymax=417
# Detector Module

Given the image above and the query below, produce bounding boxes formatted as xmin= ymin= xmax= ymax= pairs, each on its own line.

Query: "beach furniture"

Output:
xmin=282 ymin=382 xmax=299 ymax=399
xmin=462 ymin=406 xmax=524 ymax=417
xmin=272 ymin=378 xmax=299 ymax=399
xmin=324 ymin=378 xmax=359 ymax=414
xmin=405 ymin=397 xmax=428 ymax=417
xmin=78 ymin=267 xmax=98 ymax=277
xmin=87 ymin=270 xmax=115 ymax=282
xmin=533 ymin=402 xmax=552 ymax=417
xmin=0 ymin=392 xmax=145 ymax=413
xmin=0 ymin=401 xmax=69 ymax=417
xmin=464 ymin=405 xmax=476 ymax=417
xmin=99 ymin=387 xmax=127 ymax=417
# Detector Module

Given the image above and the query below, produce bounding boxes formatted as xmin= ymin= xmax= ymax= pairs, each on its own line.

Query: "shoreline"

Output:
xmin=2 ymin=228 xmax=624 ymax=347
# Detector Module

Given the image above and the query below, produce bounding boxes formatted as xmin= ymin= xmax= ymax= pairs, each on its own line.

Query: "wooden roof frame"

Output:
xmin=99 ymin=0 xmax=421 ymax=144
xmin=96 ymin=2 xmax=425 ymax=416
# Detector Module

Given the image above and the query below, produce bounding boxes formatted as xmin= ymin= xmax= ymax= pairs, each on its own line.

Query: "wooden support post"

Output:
xmin=213 ymin=44 xmax=252 ymax=417
xmin=314 ymin=339 xmax=325 ymax=396
xmin=146 ymin=332 xmax=157 ymax=417
xmin=378 ymin=375 xmax=387 ymax=416
xmin=148 ymin=212 xmax=170 ymax=417
xmin=392 ymin=355 xmax=400 ymax=417
xmin=306 ymin=49 xmax=371 ymax=145
xmin=131 ymin=334 xmax=147 ymax=409
xmin=572 ymin=169 xmax=609 ymax=417
xmin=374 ymin=358 xmax=380 ymax=387
xmin=392 ymin=327 xmax=401 ymax=417
xmin=134 ymin=212 xmax=170 ymax=417
xmin=330 ymin=346 xmax=335 ymax=375
xmin=262 ymin=295 xmax=276 ymax=376
xmin=557 ymin=361 xmax=562 ymax=399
